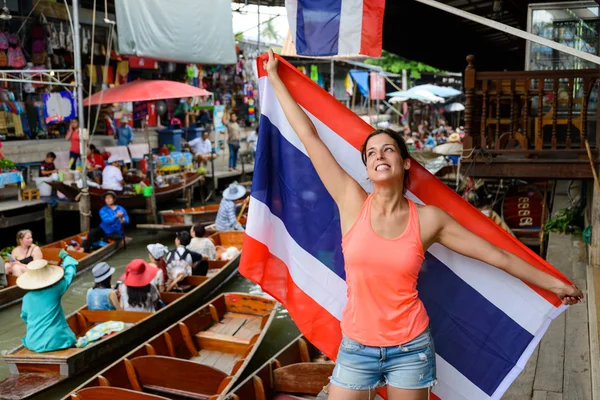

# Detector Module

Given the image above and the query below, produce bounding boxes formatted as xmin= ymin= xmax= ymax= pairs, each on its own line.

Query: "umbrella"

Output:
xmin=389 ymin=90 xmax=445 ymax=104
xmin=83 ymin=80 xmax=212 ymax=106
xmin=387 ymin=84 xmax=462 ymax=99
xmin=446 ymin=102 xmax=465 ymax=112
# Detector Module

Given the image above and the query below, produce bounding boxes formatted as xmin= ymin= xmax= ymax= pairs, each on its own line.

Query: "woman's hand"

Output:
xmin=263 ymin=48 xmax=280 ymax=81
xmin=551 ymin=283 xmax=584 ymax=305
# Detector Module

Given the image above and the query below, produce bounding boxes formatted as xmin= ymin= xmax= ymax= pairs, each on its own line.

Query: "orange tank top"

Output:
xmin=341 ymin=194 xmax=429 ymax=346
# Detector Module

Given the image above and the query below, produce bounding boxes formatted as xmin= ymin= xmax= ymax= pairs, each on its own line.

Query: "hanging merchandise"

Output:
xmin=310 ymin=64 xmax=318 ymax=82
xmin=247 ymin=97 xmax=255 ymax=123
xmin=86 ymin=65 xmax=98 ymax=84
xmin=186 ymin=64 xmax=194 ymax=85
xmin=101 ymin=65 xmax=114 ymax=85
xmin=65 ymin=27 xmax=73 ymax=52
xmin=82 ymin=28 xmax=89 ymax=55
xmin=31 ymin=38 xmax=46 ymax=65
xmin=115 ymin=61 xmax=129 ymax=85
xmin=42 ymin=91 xmax=77 ymax=124
xmin=0 ymin=32 xmax=7 ymax=50
xmin=8 ymin=46 xmax=25 ymax=68
xmin=192 ymin=64 xmax=199 ymax=87
xmin=50 ymin=24 xmax=60 ymax=50
xmin=345 ymin=73 xmax=354 ymax=97
xmin=243 ymin=81 xmax=254 ymax=97
xmin=58 ymin=23 xmax=66 ymax=49
xmin=297 ymin=65 xmax=306 ymax=75
xmin=0 ymin=51 xmax=7 ymax=68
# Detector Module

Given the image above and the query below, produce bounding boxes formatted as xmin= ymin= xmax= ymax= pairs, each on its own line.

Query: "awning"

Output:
xmin=83 ymin=80 xmax=212 ymax=106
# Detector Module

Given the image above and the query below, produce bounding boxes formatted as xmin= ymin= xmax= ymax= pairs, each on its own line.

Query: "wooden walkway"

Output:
xmin=502 ymin=192 xmax=593 ymax=400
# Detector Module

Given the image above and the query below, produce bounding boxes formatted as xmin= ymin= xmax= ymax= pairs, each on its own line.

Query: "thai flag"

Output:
xmin=239 ymin=54 xmax=572 ymax=400
xmin=285 ymin=0 xmax=385 ymax=57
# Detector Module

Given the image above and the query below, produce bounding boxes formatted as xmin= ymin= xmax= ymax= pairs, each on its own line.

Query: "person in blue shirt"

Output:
xmin=87 ymin=262 xmax=121 ymax=311
xmin=82 ymin=191 xmax=129 ymax=253
xmin=18 ymin=250 xmax=78 ymax=352
xmin=116 ymin=116 xmax=134 ymax=146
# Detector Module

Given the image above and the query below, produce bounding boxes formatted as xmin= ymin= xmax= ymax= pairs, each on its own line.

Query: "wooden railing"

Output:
xmin=463 ymin=55 xmax=600 ymax=157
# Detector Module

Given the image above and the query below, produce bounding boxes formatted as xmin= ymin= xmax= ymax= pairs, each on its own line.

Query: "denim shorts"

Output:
xmin=330 ymin=328 xmax=437 ymax=391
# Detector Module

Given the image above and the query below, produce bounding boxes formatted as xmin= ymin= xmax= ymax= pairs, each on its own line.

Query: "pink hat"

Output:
xmin=120 ymin=259 xmax=158 ymax=287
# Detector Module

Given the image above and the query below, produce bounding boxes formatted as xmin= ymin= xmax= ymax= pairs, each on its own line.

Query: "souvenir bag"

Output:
xmin=58 ymin=23 xmax=66 ymax=49
xmin=7 ymin=33 xmax=19 ymax=46
xmin=0 ymin=32 xmax=8 ymax=50
xmin=50 ymin=24 xmax=60 ymax=50
xmin=32 ymin=39 xmax=46 ymax=64
xmin=65 ymin=26 xmax=73 ymax=52
xmin=0 ymin=51 xmax=8 ymax=68
xmin=8 ymin=47 xmax=25 ymax=68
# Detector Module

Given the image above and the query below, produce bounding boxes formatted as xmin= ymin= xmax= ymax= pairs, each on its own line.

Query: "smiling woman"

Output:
xmin=360 ymin=128 xmax=411 ymax=193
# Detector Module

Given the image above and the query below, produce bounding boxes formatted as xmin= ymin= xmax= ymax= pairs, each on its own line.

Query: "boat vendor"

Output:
xmin=174 ymin=97 xmax=199 ymax=128
xmin=87 ymin=262 xmax=121 ymax=311
xmin=263 ymin=49 xmax=583 ymax=400
xmin=102 ymin=155 xmax=125 ymax=191
xmin=119 ymin=259 xmax=160 ymax=312
xmin=215 ymin=183 xmax=247 ymax=232
xmin=116 ymin=116 xmax=134 ymax=146
xmin=18 ymin=250 xmax=78 ymax=352
xmin=7 ymin=229 xmax=43 ymax=277
xmin=82 ymin=191 xmax=129 ymax=253
xmin=184 ymin=130 xmax=217 ymax=167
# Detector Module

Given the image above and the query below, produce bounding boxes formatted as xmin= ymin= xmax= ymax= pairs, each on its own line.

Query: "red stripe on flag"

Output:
xmin=359 ymin=0 xmax=386 ymax=57
xmin=239 ymin=234 xmax=343 ymax=360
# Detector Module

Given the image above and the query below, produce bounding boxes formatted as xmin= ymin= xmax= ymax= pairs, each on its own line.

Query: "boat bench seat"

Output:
xmin=72 ymin=386 xmax=170 ymax=400
xmin=273 ymin=362 xmax=335 ymax=396
xmin=195 ymin=331 xmax=251 ymax=354
xmin=127 ymin=355 xmax=228 ymax=399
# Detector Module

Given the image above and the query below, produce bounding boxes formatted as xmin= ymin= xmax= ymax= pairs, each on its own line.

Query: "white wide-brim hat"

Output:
xmin=223 ymin=183 xmax=246 ymax=201
xmin=107 ymin=155 xmax=122 ymax=164
xmin=16 ymin=259 xmax=64 ymax=290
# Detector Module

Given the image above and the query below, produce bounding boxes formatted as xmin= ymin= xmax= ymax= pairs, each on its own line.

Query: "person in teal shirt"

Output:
xmin=17 ymin=250 xmax=77 ymax=352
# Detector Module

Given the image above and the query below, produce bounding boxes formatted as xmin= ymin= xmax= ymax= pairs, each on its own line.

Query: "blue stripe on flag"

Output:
xmin=419 ymin=253 xmax=534 ymax=396
xmin=253 ymin=116 xmax=346 ymax=278
xmin=256 ymin=113 xmax=534 ymax=395
xmin=296 ymin=0 xmax=342 ymax=56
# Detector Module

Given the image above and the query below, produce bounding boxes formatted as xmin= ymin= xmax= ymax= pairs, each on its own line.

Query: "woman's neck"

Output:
xmin=19 ymin=243 xmax=30 ymax=251
xmin=372 ymin=182 xmax=408 ymax=215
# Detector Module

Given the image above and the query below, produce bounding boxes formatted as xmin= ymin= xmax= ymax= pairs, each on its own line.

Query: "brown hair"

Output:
xmin=16 ymin=229 xmax=32 ymax=246
xmin=360 ymin=129 xmax=411 ymax=193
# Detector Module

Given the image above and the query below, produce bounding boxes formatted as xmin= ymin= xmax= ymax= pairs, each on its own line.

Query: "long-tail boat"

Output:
xmin=219 ymin=335 xmax=333 ymax=400
xmin=0 ymin=233 xmax=128 ymax=310
xmin=66 ymin=293 xmax=277 ymax=400
xmin=0 ymin=231 xmax=244 ymax=400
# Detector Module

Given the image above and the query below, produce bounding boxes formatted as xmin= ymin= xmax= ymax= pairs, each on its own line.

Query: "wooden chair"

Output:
xmin=125 ymin=355 xmax=229 ymax=399
xmin=72 ymin=387 xmax=170 ymax=400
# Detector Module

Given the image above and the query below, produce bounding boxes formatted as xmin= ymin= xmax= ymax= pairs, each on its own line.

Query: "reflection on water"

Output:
xmin=0 ymin=230 xmax=300 ymax=399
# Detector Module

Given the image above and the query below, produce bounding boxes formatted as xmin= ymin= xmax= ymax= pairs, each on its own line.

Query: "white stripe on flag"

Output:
xmin=246 ymin=197 xmax=348 ymax=319
xmin=338 ymin=0 xmax=364 ymax=55
xmin=433 ymin=356 xmax=492 ymax=400
xmin=261 ymin=75 xmax=558 ymax=336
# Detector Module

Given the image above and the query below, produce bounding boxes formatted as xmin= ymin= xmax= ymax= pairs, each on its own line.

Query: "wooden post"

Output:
xmin=591 ymin=181 xmax=600 ymax=268
xmin=463 ymin=55 xmax=476 ymax=158
xmin=44 ymin=204 xmax=53 ymax=244
xmin=144 ymin=118 xmax=157 ymax=224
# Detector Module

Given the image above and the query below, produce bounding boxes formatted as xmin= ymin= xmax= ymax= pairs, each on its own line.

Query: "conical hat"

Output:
xmin=16 ymin=259 xmax=64 ymax=290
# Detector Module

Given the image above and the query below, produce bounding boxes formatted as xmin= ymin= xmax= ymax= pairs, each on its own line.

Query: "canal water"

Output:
xmin=0 ymin=229 xmax=300 ymax=399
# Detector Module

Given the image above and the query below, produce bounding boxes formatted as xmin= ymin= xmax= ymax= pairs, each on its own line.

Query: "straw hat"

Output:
xmin=119 ymin=259 xmax=157 ymax=287
xmin=16 ymin=259 xmax=64 ymax=290
xmin=222 ymin=183 xmax=246 ymax=201
xmin=92 ymin=262 xmax=115 ymax=283
xmin=447 ymin=133 xmax=461 ymax=143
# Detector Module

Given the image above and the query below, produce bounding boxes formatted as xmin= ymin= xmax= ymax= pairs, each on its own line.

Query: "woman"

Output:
xmin=18 ymin=250 xmax=77 ymax=352
xmin=147 ymin=244 xmax=167 ymax=292
xmin=65 ymin=119 xmax=81 ymax=170
xmin=87 ymin=262 xmax=121 ymax=310
xmin=8 ymin=230 xmax=43 ymax=276
xmin=87 ymin=144 xmax=105 ymax=184
xmin=188 ymin=223 xmax=217 ymax=260
xmin=263 ymin=50 xmax=583 ymax=400
xmin=119 ymin=259 xmax=160 ymax=312
xmin=82 ymin=191 xmax=129 ymax=253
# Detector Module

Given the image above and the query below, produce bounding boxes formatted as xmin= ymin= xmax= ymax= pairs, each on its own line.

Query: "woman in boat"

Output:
xmin=8 ymin=229 xmax=43 ymax=276
xmin=18 ymin=250 xmax=77 ymax=352
xmin=146 ymin=244 xmax=167 ymax=293
xmin=263 ymin=49 xmax=583 ymax=400
xmin=87 ymin=144 xmax=105 ymax=184
xmin=87 ymin=262 xmax=121 ymax=311
xmin=65 ymin=119 xmax=81 ymax=170
xmin=215 ymin=183 xmax=247 ymax=231
xmin=188 ymin=223 xmax=217 ymax=260
xmin=165 ymin=231 xmax=194 ymax=291
xmin=119 ymin=259 xmax=160 ymax=312
xmin=82 ymin=191 xmax=129 ymax=253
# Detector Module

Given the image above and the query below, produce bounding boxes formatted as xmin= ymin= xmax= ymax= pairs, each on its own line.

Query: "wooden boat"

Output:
xmin=502 ymin=183 xmax=549 ymax=249
xmin=0 ymin=233 xmax=126 ymax=310
xmin=66 ymin=293 xmax=277 ymax=400
xmin=0 ymin=231 xmax=244 ymax=400
xmin=222 ymin=335 xmax=334 ymax=400
xmin=137 ymin=199 xmax=246 ymax=233
xmin=48 ymin=172 xmax=204 ymax=211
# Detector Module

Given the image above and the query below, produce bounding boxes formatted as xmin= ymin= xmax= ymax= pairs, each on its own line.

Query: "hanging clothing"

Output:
xmin=115 ymin=61 xmax=129 ymax=86
xmin=21 ymin=256 xmax=78 ymax=352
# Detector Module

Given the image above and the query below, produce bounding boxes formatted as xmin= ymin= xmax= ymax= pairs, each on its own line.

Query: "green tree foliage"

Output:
xmin=235 ymin=32 xmax=245 ymax=41
xmin=365 ymin=50 xmax=442 ymax=79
